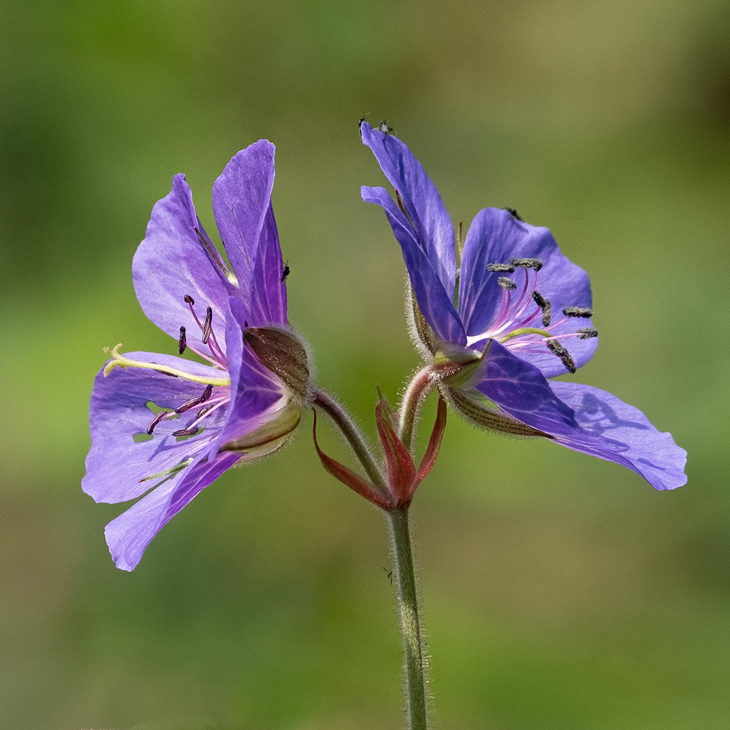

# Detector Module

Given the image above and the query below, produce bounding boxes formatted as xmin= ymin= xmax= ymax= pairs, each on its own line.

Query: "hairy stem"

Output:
xmin=398 ymin=366 xmax=435 ymax=454
xmin=388 ymin=506 xmax=428 ymax=730
xmin=311 ymin=387 xmax=387 ymax=490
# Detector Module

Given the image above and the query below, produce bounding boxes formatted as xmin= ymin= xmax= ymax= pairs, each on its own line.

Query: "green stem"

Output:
xmin=388 ymin=506 xmax=429 ymax=730
xmin=311 ymin=387 xmax=387 ymax=490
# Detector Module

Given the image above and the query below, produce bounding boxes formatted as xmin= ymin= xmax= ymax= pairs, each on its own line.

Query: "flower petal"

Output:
xmin=212 ymin=140 xmax=277 ymax=308
xmin=82 ymin=353 xmax=227 ymax=504
xmin=362 ymin=184 xmax=465 ymax=345
xmin=104 ymin=451 xmax=241 ymax=571
xmin=133 ymin=174 xmax=234 ymax=352
xmin=473 ymin=339 xmax=580 ymax=437
xmin=360 ymin=122 xmax=455 ymax=297
xmin=549 ymin=382 xmax=687 ymax=491
xmin=249 ymin=202 xmax=288 ymax=327
xmin=459 ymin=208 xmax=597 ymax=377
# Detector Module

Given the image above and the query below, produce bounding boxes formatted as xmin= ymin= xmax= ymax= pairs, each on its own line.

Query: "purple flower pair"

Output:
xmin=359 ymin=121 xmax=686 ymax=492
xmin=84 ymin=125 xmax=687 ymax=572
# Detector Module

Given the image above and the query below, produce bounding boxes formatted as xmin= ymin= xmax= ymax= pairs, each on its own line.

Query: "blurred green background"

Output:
xmin=1 ymin=0 xmax=729 ymax=728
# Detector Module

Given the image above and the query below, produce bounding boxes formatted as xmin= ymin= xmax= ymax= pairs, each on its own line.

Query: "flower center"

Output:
xmin=465 ymin=258 xmax=597 ymax=373
xmin=103 ymin=294 xmax=234 ymax=438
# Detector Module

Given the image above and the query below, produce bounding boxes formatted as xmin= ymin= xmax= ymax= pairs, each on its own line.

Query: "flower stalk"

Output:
xmin=398 ymin=365 xmax=435 ymax=455
xmin=311 ymin=388 xmax=388 ymax=491
xmin=311 ymin=383 xmax=436 ymax=729
xmin=388 ymin=506 xmax=429 ymax=730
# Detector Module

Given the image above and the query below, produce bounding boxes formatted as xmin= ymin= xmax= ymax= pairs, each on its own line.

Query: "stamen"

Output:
xmin=510 ymin=258 xmax=543 ymax=271
xmin=184 ymin=295 xmax=195 ymax=305
xmin=532 ymin=290 xmax=547 ymax=308
xmin=532 ymin=291 xmax=551 ymax=327
xmin=498 ymin=277 xmax=517 ymax=290
xmin=546 ymin=339 xmax=576 ymax=373
xmin=139 ymin=458 xmax=194 ymax=483
xmin=178 ymin=326 xmax=187 ymax=355
xmin=504 ymin=207 xmax=523 ymax=221
xmin=487 ymin=263 xmax=516 ymax=273
xmin=174 ymin=384 xmax=214 ymax=414
xmin=154 ymin=369 xmax=178 ymax=377
xmin=172 ymin=426 xmax=199 ymax=437
xmin=147 ymin=410 xmax=170 ymax=435
xmin=194 ymin=227 xmax=228 ymax=275
xmin=577 ymin=328 xmax=598 ymax=339
xmin=394 ymin=189 xmax=416 ymax=228
xmin=563 ymin=306 xmax=593 ymax=318
xmin=196 ymin=405 xmax=214 ymax=419
xmin=202 ymin=307 xmax=213 ymax=344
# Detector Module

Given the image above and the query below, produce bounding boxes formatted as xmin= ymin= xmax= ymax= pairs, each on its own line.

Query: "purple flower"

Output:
xmin=83 ymin=141 xmax=308 ymax=571
xmin=360 ymin=122 xmax=686 ymax=491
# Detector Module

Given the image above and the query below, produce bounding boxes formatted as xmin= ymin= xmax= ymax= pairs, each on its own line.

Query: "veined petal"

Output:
xmin=133 ymin=174 xmax=234 ymax=352
xmin=549 ymin=382 xmax=688 ymax=491
xmin=82 ymin=353 xmax=227 ymax=504
xmin=105 ymin=451 xmax=241 ymax=571
xmin=459 ymin=208 xmax=597 ymax=377
xmin=249 ymin=203 xmax=288 ymax=327
xmin=360 ymin=122 xmax=455 ymax=296
xmin=212 ymin=140 xmax=276 ymax=308
xmin=362 ymin=185 xmax=465 ymax=345
xmin=473 ymin=339 xmax=580 ymax=437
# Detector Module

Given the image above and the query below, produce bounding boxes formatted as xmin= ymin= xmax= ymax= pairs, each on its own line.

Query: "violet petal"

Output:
xmin=360 ymin=122 xmax=455 ymax=296
xmin=549 ymin=382 xmax=688 ymax=491
xmin=132 ymin=174 xmax=233 ymax=353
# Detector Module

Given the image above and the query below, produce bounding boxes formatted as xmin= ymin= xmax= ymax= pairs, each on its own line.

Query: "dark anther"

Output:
xmin=542 ymin=301 xmax=551 ymax=327
xmin=577 ymin=328 xmax=598 ymax=339
xmin=184 ymin=294 xmax=195 ymax=305
xmin=504 ymin=207 xmax=523 ymax=221
xmin=196 ymin=405 xmax=214 ymax=419
xmin=147 ymin=410 xmax=170 ymax=435
xmin=154 ymin=369 xmax=178 ymax=377
xmin=532 ymin=291 xmax=551 ymax=326
xmin=379 ymin=120 xmax=393 ymax=134
xmin=487 ymin=263 xmax=516 ymax=273
xmin=546 ymin=339 xmax=576 ymax=374
xmin=510 ymin=258 xmax=543 ymax=271
xmin=498 ymin=276 xmax=517 ymax=290
xmin=562 ymin=306 xmax=593 ymax=318
xmin=172 ymin=426 xmax=199 ymax=437
xmin=178 ymin=326 xmax=187 ymax=355
xmin=194 ymin=227 xmax=227 ymax=274
xmin=175 ymin=384 xmax=214 ymax=414
xmin=202 ymin=307 xmax=213 ymax=344
xmin=532 ymin=291 xmax=547 ymax=308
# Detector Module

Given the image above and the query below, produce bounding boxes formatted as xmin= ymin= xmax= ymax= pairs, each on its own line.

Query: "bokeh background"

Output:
xmin=2 ymin=0 xmax=729 ymax=728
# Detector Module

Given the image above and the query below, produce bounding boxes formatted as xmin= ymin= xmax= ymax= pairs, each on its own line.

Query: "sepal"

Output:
xmin=220 ymin=397 xmax=302 ymax=454
xmin=375 ymin=398 xmax=417 ymax=504
xmin=442 ymin=384 xmax=550 ymax=437
xmin=244 ymin=326 xmax=310 ymax=401
xmin=312 ymin=411 xmax=393 ymax=510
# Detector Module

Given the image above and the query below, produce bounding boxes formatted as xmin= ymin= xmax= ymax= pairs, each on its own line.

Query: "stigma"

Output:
xmin=468 ymin=258 xmax=597 ymax=373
